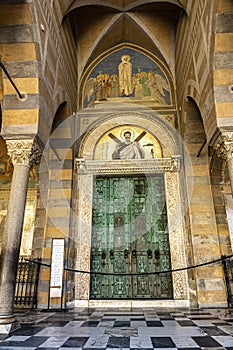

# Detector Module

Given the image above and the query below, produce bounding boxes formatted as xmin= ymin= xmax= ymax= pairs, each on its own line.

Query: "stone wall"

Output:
xmin=0 ymin=0 xmax=77 ymax=309
xmin=175 ymin=0 xmax=232 ymax=307
xmin=183 ymin=98 xmax=227 ymax=307
xmin=0 ymin=1 xmax=39 ymax=138
xmin=0 ymin=0 xmax=77 ymax=140
xmin=175 ymin=0 xmax=217 ymax=141
xmin=213 ymin=0 xmax=233 ymax=134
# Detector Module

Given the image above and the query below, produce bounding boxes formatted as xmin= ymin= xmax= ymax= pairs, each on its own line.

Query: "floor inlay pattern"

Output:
xmin=0 ymin=308 xmax=232 ymax=349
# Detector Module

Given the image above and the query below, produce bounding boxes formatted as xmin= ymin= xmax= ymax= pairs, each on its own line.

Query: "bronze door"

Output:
xmin=90 ymin=175 xmax=173 ymax=299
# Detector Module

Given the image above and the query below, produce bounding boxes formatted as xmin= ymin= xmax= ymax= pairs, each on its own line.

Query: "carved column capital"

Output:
xmin=6 ymin=139 xmax=42 ymax=167
xmin=30 ymin=140 xmax=43 ymax=166
xmin=214 ymin=132 xmax=233 ymax=161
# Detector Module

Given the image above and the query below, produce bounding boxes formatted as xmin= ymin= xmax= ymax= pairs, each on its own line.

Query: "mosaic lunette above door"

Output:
xmin=83 ymin=48 xmax=171 ymax=108
xmin=94 ymin=125 xmax=162 ymax=160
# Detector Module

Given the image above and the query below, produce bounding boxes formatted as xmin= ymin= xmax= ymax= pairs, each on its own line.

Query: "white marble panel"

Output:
xmin=171 ymin=336 xmax=201 ymax=348
xmin=39 ymin=336 xmax=69 ymax=347
xmin=130 ymin=320 xmax=147 ymax=327
xmin=64 ymin=321 xmax=86 ymax=327
xmin=130 ymin=335 xmax=153 ymax=348
xmin=192 ymin=319 xmax=220 ymax=326
xmin=213 ymin=335 xmax=233 ymax=346
xmin=98 ymin=320 xmax=115 ymax=327
xmin=5 ymin=336 xmax=31 ymax=341
xmin=36 ymin=326 xmax=105 ymax=337
xmin=84 ymin=335 xmax=109 ymax=348
xmin=60 ymin=348 xmax=82 ymax=350
xmin=218 ymin=325 xmax=233 ymax=335
xmin=138 ymin=325 xmax=205 ymax=336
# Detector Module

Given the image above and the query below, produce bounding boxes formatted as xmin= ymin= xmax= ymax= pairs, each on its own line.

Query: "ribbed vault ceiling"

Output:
xmin=65 ymin=1 xmax=185 ymax=76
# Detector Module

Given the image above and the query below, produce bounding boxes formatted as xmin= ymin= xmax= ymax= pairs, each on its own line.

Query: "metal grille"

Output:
xmin=222 ymin=256 xmax=233 ymax=308
xmin=14 ymin=256 xmax=41 ymax=309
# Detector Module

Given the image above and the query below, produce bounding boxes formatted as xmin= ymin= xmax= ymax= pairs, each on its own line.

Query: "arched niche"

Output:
xmin=74 ymin=111 xmax=190 ymax=308
xmin=79 ymin=45 xmax=176 ymax=110
xmin=78 ymin=111 xmax=181 ymax=160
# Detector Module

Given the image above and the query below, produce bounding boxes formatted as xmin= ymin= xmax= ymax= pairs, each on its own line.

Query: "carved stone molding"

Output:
xmin=6 ymin=139 xmax=42 ymax=167
xmin=76 ymin=157 xmax=181 ymax=175
xmin=165 ymin=172 xmax=189 ymax=299
xmin=214 ymin=132 xmax=233 ymax=161
xmin=75 ymin=174 xmax=93 ymax=300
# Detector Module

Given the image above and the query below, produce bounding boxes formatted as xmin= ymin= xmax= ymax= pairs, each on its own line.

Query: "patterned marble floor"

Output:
xmin=0 ymin=307 xmax=232 ymax=349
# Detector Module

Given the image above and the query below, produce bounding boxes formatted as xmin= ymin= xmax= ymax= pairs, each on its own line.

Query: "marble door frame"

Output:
xmin=74 ymin=158 xmax=190 ymax=308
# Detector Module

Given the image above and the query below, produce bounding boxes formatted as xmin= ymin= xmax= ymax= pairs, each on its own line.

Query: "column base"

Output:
xmin=0 ymin=315 xmax=20 ymax=334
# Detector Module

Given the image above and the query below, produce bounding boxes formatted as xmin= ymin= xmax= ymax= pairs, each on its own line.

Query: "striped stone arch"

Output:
xmin=185 ymin=81 xmax=201 ymax=108
xmin=53 ymin=90 xmax=69 ymax=114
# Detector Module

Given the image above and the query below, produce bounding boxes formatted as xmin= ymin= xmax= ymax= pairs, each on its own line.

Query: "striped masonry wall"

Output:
xmin=175 ymin=0 xmax=217 ymax=141
xmin=33 ymin=116 xmax=75 ymax=309
xmin=176 ymin=0 xmax=230 ymax=306
xmin=213 ymin=0 xmax=233 ymax=130
xmin=175 ymin=0 xmax=230 ymax=306
xmin=0 ymin=1 xmax=39 ymax=137
xmin=210 ymin=154 xmax=232 ymax=258
xmin=183 ymin=98 xmax=227 ymax=307
xmin=0 ymin=0 xmax=77 ymax=308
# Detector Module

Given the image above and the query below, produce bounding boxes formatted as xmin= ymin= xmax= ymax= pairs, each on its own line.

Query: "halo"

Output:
xmin=97 ymin=74 xmax=104 ymax=80
xmin=121 ymin=54 xmax=131 ymax=61
xmin=120 ymin=128 xmax=135 ymax=140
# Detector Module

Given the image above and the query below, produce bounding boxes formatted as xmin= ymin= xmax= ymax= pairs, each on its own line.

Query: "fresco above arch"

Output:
xmin=83 ymin=48 xmax=172 ymax=109
xmin=94 ymin=125 xmax=162 ymax=160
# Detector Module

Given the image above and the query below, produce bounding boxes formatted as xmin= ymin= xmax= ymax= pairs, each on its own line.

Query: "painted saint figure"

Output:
xmin=118 ymin=55 xmax=132 ymax=96
xmin=111 ymin=131 xmax=145 ymax=159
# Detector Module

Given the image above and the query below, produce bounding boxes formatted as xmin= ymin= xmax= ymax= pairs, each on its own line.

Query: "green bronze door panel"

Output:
xmin=90 ymin=175 xmax=173 ymax=299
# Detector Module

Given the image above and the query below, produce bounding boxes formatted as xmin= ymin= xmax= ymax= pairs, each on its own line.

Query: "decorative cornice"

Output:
xmin=6 ymin=139 xmax=42 ymax=167
xmin=76 ymin=157 xmax=181 ymax=175
xmin=214 ymin=132 xmax=233 ymax=161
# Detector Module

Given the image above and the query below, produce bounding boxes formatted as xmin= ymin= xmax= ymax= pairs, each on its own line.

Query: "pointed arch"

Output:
xmin=78 ymin=44 xmax=176 ymax=109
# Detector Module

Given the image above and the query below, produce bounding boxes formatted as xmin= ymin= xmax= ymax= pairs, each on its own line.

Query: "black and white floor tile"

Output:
xmin=0 ymin=308 xmax=232 ymax=349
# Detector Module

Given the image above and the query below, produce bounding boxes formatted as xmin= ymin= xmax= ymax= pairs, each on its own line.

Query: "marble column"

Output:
xmin=215 ymin=132 xmax=233 ymax=195
xmin=0 ymin=139 xmax=39 ymax=334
